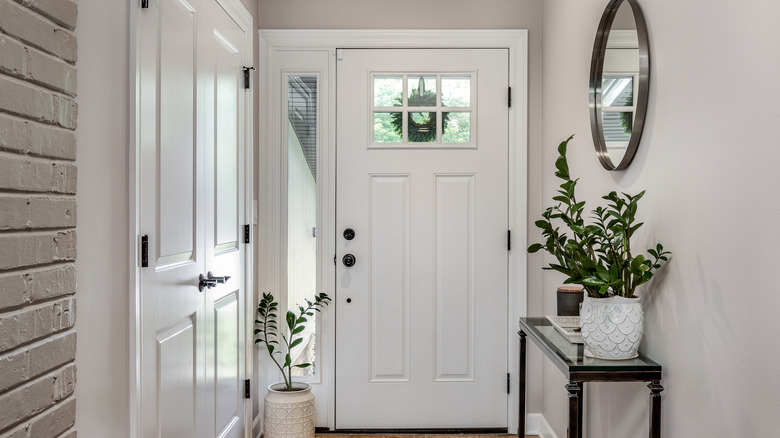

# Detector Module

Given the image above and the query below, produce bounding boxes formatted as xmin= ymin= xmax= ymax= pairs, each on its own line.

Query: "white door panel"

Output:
xmin=139 ymin=0 xmax=247 ymax=436
xmin=139 ymin=0 xmax=205 ymax=435
xmin=204 ymin=4 xmax=246 ymax=437
xmin=336 ymin=49 xmax=509 ymax=429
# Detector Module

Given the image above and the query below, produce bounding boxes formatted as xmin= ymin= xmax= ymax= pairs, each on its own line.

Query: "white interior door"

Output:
xmin=138 ymin=0 xmax=248 ymax=436
xmin=203 ymin=4 xmax=247 ymax=438
xmin=335 ymin=49 xmax=509 ymax=429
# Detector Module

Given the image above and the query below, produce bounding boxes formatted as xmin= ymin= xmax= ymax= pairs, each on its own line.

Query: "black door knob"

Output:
xmin=346 ymin=298 xmax=352 ymax=303
xmin=343 ymin=228 xmax=355 ymax=240
xmin=342 ymin=254 xmax=356 ymax=267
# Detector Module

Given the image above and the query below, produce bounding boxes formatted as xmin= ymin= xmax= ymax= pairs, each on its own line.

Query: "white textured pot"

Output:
xmin=580 ymin=295 xmax=644 ymax=360
xmin=264 ymin=382 xmax=315 ymax=438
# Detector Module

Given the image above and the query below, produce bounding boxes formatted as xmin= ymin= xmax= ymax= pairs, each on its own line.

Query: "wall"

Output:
xmin=540 ymin=0 xmax=780 ymax=436
xmin=0 ymin=0 xmax=79 ymax=436
xmin=257 ymin=0 xmax=547 ymax=426
xmin=74 ymin=0 xmax=129 ymax=435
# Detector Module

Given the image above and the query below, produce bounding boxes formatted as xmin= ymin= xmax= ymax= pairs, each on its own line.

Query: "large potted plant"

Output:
xmin=528 ymin=136 xmax=670 ymax=359
xmin=255 ymin=292 xmax=330 ymax=438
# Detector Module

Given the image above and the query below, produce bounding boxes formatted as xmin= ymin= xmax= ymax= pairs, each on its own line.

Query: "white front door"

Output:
xmin=335 ymin=49 xmax=509 ymax=429
xmin=138 ymin=0 xmax=248 ymax=436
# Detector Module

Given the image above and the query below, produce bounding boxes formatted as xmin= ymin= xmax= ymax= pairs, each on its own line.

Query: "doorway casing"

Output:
xmin=257 ymin=29 xmax=528 ymax=434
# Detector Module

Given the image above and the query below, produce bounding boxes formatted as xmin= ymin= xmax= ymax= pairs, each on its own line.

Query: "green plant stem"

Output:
xmin=263 ymin=304 xmax=290 ymax=390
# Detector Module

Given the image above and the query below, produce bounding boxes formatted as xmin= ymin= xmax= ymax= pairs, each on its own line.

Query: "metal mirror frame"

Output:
xmin=589 ymin=0 xmax=649 ymax=171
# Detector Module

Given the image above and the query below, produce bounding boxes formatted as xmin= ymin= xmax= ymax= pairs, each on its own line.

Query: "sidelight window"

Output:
xmin=286 ymin=75 xmax=319 ymax=377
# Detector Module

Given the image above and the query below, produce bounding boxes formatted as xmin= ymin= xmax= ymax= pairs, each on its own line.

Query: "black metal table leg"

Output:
xmin=649 ymin=381 xmax=664 ymax=438
xmin=566 ymin=382 xmax=581 ymax=438
xmin=519 ymin=331 xmax=527 ymax=436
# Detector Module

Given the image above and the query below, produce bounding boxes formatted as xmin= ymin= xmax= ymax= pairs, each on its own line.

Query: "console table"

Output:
xmin=518 ymin=317 xmax=664 ymax=438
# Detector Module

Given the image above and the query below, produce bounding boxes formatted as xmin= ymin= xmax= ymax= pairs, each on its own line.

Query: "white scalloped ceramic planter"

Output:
xmin=580 ymin=295 xmax=644 ymax=360
xmin=264 ymin=382 xmax=315 ymax=438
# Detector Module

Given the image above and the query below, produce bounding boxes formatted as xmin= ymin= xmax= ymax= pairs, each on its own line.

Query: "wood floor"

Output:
xmin=316 ymin=434 xmax=537 ymax=438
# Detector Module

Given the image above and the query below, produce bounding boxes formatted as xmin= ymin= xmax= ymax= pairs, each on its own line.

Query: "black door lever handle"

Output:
xmin=199 ymin=271 xmax=231 ymax=292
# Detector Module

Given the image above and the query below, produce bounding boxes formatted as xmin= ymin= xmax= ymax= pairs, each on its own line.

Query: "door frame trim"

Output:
xmin=258 ymin=29 xmax=528 ymax=434
xmin=129 ymin=1 xmax=254 ymax=436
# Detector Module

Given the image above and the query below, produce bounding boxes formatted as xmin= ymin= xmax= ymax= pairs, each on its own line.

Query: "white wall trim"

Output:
xmin=128 ymin=2 xmax=140 ymax=436
xmin=260 ymin=29 xmax=528 ymax=50
xmin=258 ymin=29 xmax=528 ymax=432
xmin=527 ymin=413 xmax=559 ymax=438
xmin=606 ymin=30 xmax=639 ymax=49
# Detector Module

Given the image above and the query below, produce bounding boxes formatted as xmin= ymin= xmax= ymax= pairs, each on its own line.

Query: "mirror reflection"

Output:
xmin=590 ymin=0 xmax=648 ymax=171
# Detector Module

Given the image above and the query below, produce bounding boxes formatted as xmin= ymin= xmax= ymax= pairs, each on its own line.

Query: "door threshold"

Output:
xmin=316 ymin=428 xmax=509 ymax=434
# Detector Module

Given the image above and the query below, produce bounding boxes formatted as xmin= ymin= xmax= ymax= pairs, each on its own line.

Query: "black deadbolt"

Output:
xmin=343 ymin=228 xmax=355 ymax=240
xmin=346 ymin=298 xmax=352 ymax=303
xmin=342 ymin=253 xmax=356 ymax=267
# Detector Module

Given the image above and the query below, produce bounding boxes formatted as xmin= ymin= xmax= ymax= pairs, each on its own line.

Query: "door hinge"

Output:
xmin=508 ymin=86 xmax=512 ymax=108
xmin=141 ymin=235 xmax=149 ymax=267
xmin=333 ymin=254 xmax=337 ymax=265
xmin=243 ymin=66 xmax=255 ymax=89
xmin=244 ymin=224 xmax=251 ymax=244
xmin=507 ymin=373 xmax=511 ymax=394
xmin=244 ymin=379 xmax=251 ymax=399
xmin=507 ymin=230 xmax=511 ymax=251
xmin=141 ymin=0 xmax=149 ymax=8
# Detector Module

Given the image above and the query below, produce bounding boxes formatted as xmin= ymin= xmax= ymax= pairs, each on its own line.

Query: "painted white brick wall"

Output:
xmin=0 ymin=0 xmax=78 ymax=435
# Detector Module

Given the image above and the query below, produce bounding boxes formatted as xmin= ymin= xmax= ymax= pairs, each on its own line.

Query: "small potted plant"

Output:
xmin=528 ymin=136 xmax=670 ymax=359
xmin=255 ymin=292 xmax=330 ymax=438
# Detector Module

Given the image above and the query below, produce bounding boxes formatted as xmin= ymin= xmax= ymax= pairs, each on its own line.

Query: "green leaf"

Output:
xmin=294 ymin=363 xmax=312 ymax=368
xmin=555 ymin=156 xmax=570 ymax=180
xmin=596 ymin=265 xmax=609 ymax=281
xmin=583 ymin=276 xmax=605 ymax=286
xmin=292 ymin=326 xmax=306 ymax=335
xmin=286 ymin=311 xmax=295 ymax=330
xmin=289 ymin=338 xmax=303 ymax=349
xmin=528 ymin=243 xmax=544 ymax=253
xmin=535 ymin=220 xmax=551 ymax=230
xmin=557 ymin=135 xmax=574 ymax=158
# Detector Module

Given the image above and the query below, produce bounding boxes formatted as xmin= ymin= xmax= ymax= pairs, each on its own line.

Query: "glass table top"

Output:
xmin=519 ymin=317 xmax=661 ymax=373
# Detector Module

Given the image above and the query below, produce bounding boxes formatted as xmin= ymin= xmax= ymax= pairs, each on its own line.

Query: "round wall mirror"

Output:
xmin=589 ymin=0 xmax=649 ymax=171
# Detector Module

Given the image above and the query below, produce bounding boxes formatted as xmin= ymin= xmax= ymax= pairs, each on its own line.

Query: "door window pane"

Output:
xmin=442 ymin=112 xmax=471 ymax=143
xmin=374 ymin=112 xmax=403 ymax=143
xmin=408 ymin=112 xmax=437 ymax=143
xmin=371 ymin=73 xmax=473 ymax=146
xmin=374 ymin=76 xmax=403 ymax=107
xmin=408 ymin=76 xmax=437 ymax=107
xmin=442 ymin=77 xmax=470 ymax=107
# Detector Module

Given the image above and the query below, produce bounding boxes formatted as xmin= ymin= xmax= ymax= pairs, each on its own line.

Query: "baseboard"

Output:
xmin=526 ymin=413 xmax=558 ymax=438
